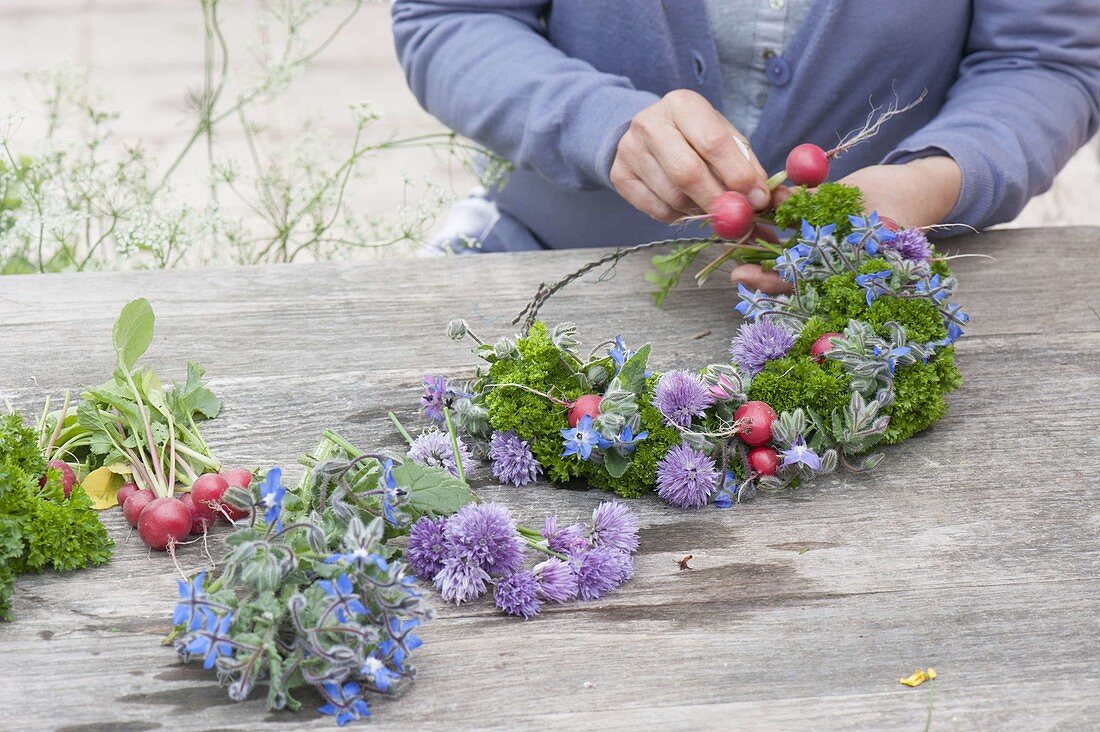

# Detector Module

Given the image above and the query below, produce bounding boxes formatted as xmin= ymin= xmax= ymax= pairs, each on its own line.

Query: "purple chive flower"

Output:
xmin=780 ymin=436 xmax=822 ymax=471
xmin=884 ymin=227 xmax=933 ymax=262
xmin=433 ymin=556 xmax=490 ymax=604
xmin=421 ymin=374 xmax=451 ymax=422
xmin=489 ymin=430 xmax=542 ymax=486
xmin=656 ymin=444 xmax=721 ymax=509
xmin=407 ymin=429 xmax=472 ymax=478
xmin=730 ymin=320 xmax=796 ymax=376
xmin=569 ymin=545 xmax=631 ymax=600
xmin=541 ymin=515 xmax=590 ymax=554
xmin=654 ymin=370 xmax=714 ymax=428
xmin=589 ymin=501 xmax=639 ymax=554
xmin=494 ymin=571 xmax=543 ymax=619
xmin=444 ymin=503 xmax=527 ymax=575
xmin=406 ymin=516 xmax=448 ymax=580
xmin=533 ymin=558 xmax=579 ymax=603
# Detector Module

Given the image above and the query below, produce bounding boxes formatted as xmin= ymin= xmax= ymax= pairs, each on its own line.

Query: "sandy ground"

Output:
xmin=1 ymin=0 xmax=1096 ymax=259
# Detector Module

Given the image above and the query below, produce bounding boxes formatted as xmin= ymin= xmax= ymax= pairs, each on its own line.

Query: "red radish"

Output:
xmin=192 ymin=472 xmax=248 ymax=521
xmin=116 ymin=481 xmax=140 ymax=507
xmin=785 ymin=143 xmax=829 ymax=187
xmin=748 ymin=447 xmax=779 ymax=477
xmin=810 ymin=332 xmax=843 ymax=363
xmin=567 ymin=395 xmax=603 ymax=428
xmin=708 ymin=191 xmax=755 ymax=240
xmin=137 ymin=497 xmax=193 ymax=551
xmin=221 ymin=467 xmax=252 ymax=489
xmin=180 ymin=492 xmax=218 ymax=535
xmin=39 ymin=460 xmax=76 ymax=497
xmin=123 ymin=489 xmax=156 ymax=526
xmin=880 ymin=216 xmax=901 ymax=232
xmin=734 ymin=401 xmax=777 ymax=446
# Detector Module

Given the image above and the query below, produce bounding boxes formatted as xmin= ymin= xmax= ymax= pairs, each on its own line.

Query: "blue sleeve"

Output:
xmin=882 ymin=0 xmax=1100 ymax=229
xmin=391 ymin=1 xmax=660 ymax=191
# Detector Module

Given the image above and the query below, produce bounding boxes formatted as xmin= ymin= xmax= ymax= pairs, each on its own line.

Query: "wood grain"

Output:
xmin=1 ymin=227 xmax=1098 ymax=731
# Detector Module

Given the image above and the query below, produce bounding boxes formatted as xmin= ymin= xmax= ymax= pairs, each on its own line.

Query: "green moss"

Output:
xmin=774 ymin=182 xmax=865 ymax=236
xmin=583 ymin=380 xmax=681 ymax=498
xmin=882 ymin=348 xmax=963 ymax=444
xmin=747 ymin=355 xmax=852 ymax=418
xmin=483 ymin=322 xmax=584 ymax=483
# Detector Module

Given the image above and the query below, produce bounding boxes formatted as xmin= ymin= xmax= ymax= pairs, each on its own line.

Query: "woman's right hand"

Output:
xmin=610 ymin=90 xmax=772 ymax=223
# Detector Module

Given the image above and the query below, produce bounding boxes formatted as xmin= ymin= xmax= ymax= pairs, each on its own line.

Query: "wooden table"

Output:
xmin=1 ymin=227 xmax=1098 ymax=731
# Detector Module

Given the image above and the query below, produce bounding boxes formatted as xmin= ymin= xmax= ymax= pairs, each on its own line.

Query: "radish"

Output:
xmin=785 ymin=144 xmax=829 ymax=187
xmin=123 ymin=489 xmax=156 ymax=526
xmin=180 ymin=491 xmax=218 ymax=535
xmin=734 ymin=401 xmax=777 ymax=446
xmin=116 ymin=481 xmax=140 ymax=507
xmin=39 ymin=460 xmax=76 ymax=498
xmin=192 ymin=472 xmax=248 ymax=521
xmin=810 ymin=332 xmax=843 ymax=363
xmin=880 ymin=216 xmax=901 ymax=232
xmin=567 ymin=395 xmax=603 ymax=428
xmin=220 ymin=467 xmax=252 ymax=489
xmin=708 ymin=191 xmax=754 ymax=240
xmin=748 ymin=446 xmax=779 ymax=476
xmin=137 ymin=497 xmax=193 ymax=551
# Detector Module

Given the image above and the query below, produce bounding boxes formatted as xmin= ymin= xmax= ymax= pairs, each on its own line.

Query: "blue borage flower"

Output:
xmin=855 ymin=269 xmax=893 ymax=306
xmin=318 ymin=681 xmax=371 ymax=727
xmin=774 ymin=242 xmax=814 ymax=282
xmin=610 ymin=424 xmax=648 ymax=455
xmin=258 ymin=467 xmax=286 ymax=532
xmin=780 ymin=436 xmax=822 ymax=471
xmin=318 ymin=573 xmax=368 ymax=623
xmin=872 ymin=344 xmax=913 ymax=374
xmin=915 ymin=273 xmax=949 ymax=302
xmin=378 ymin=617 xmax=423 ymax=672
xmin=183 ymin=610 xmax=235 ymax=670
xmin=174 ymin=571 xmax=210 ymax=630
xmin=360 ymin=653 xmax=402 ymax=692
xmin=846 ymin=211 xmax=897 ymax=255
xmin=734 ymin=282 xmax=771 ymax=320
xmin=609 ymin=336 xmax=631 ymax=373
xmin=560 ymin=414 xmax=610 ymax=460
xmin=380 ymin=458 xmax=404 ymax=526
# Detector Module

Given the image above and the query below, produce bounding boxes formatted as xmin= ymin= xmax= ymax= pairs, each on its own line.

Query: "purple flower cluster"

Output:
xmin=882 ymin=227 xmax=933 ymax=262
xmin=656 ymin=444 xmax=721 ymax=508
xmin=420 ymin=375 xmax=451 ymax=422
xmin=489 ymin=430 xmax=542 ymax=486
xmin=730 ymin=320 xmax=795 ymax=376
xmin=407 ymin=429 xmax=472 ymax=478
xmin=406 ymin=501 xmax=640 ymax=619
xmin=653 ymin=370 xmax=714 ymax=428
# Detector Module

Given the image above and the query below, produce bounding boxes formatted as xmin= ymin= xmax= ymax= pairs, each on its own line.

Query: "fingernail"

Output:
xmin=748 ymin=188 xmax=769 ymax=210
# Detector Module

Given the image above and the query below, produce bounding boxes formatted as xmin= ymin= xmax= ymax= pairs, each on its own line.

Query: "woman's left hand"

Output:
xmin=730 ymin=156 xmax=963 ymax=296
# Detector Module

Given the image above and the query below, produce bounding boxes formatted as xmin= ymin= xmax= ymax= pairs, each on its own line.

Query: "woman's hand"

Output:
xmin=730 ymin=155 xmax=963 ymax=296
xmin=611 ymin=90 xmax=772 ymax=223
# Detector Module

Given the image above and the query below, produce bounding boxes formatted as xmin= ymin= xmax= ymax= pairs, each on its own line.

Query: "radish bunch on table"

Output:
xmin=118 ymin=469 xmax=253 ymax=551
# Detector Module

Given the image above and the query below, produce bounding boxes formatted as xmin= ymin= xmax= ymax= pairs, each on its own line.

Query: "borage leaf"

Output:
xmin=392 ymin=461 xmax=473 ymax=520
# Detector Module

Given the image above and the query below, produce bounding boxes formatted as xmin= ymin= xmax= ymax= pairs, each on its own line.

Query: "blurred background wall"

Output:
xmin=2 ymin=0 xmax=1097 ymax=259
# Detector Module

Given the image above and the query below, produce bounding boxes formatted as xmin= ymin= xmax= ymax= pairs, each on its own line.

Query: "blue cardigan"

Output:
xmin=392 ymin=0 xmax=1100 ymax=248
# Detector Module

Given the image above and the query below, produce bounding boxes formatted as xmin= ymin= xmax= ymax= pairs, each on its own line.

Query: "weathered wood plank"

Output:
xmin=1 ymin=227 xmax=1098 ymax=731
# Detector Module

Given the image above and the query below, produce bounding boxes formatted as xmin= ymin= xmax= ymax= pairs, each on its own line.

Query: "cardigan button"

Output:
xmin=765 ymin=55 xmax=792 ymax=87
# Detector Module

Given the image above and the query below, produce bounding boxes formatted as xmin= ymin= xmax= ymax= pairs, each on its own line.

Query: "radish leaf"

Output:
xmin=112 ymin=298 xmax=155 ymax=371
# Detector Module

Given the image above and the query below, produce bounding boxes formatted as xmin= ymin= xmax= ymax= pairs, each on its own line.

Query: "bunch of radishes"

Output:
xmin=708 ymin=142 xmax=830 ymax=240
xmin=116 ymin=468 xmax=253 ymax=552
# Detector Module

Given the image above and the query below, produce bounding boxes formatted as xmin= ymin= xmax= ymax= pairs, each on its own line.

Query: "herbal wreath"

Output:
xmin=429 ymin=182 xmax=967 ymax=508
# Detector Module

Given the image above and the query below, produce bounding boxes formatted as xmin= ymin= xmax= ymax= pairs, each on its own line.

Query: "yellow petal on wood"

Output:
xmin=82 ymin=466 xmax=126 ymax=510
xmin=899 ymin=668 xmax=935 ymax=687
